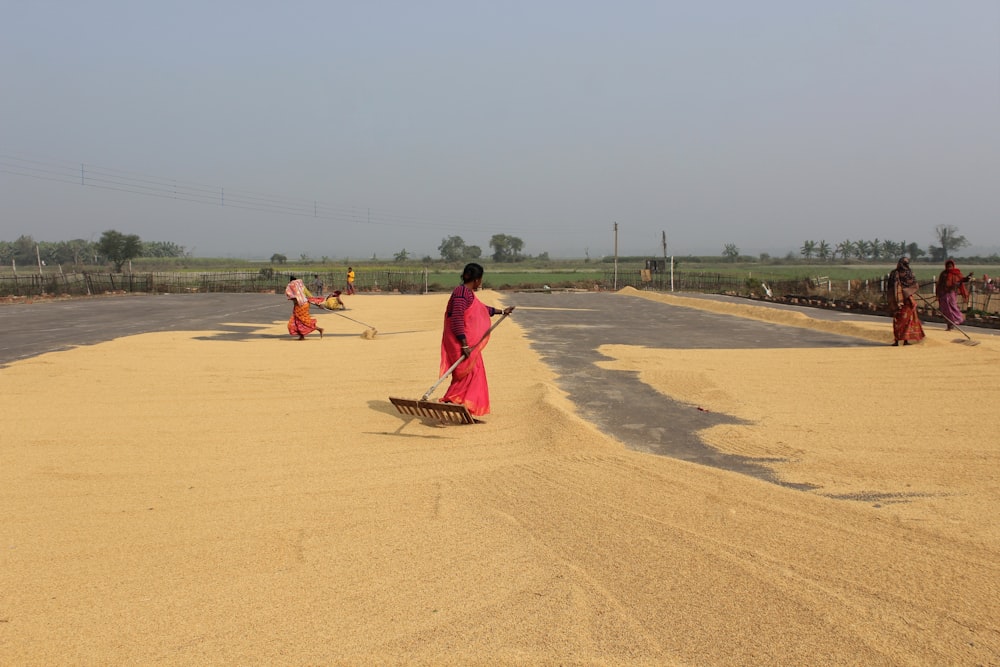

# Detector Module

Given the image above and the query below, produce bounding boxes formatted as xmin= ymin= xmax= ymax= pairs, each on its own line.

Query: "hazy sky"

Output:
xmin=2 ymin=1 xmax=998 ymax=260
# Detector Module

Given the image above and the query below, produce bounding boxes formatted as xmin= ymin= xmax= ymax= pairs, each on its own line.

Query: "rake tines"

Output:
xmin=389 ymin=397 xmax=476 ymax=424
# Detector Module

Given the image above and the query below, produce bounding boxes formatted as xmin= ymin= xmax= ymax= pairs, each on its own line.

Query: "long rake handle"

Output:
xmin=915 ymin=293 xmax=974 ymax=341
xmin=327 ymin=308 xmax=377 ymax=330
xmin=421 ymin=313 xmax=509 ymax=401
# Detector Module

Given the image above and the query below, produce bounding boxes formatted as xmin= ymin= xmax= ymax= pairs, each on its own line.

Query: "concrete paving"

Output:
xmin=0 ymin=293 xmax=293 ymax=367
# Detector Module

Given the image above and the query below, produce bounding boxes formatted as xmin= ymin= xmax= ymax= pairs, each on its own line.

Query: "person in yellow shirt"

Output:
xmin=346 ymin=266 xmax=356 ymax=295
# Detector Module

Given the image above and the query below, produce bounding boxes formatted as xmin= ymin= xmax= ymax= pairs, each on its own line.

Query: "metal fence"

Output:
xmin=0 ymin=269 xmax=433 ymax=298
xmin=605 ymin=269 xmax=1000 ymax=317
xmin=5 ymin=268 xmax=999 ymax=317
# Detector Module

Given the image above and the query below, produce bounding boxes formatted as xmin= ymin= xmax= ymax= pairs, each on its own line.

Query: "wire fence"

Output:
xmin=606 ymin=269 xmax=1000 ymax=317
xmin=0 ymin=268 xmax=432 ymax=298
xmin=4 ymin=267 xmax=999 ymax=318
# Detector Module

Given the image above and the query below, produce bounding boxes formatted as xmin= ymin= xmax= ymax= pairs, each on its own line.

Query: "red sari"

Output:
xmin=888 ymin=266 xmax=925 ymax=343
xmin=440 ymin=291 xmax=493 ymax=416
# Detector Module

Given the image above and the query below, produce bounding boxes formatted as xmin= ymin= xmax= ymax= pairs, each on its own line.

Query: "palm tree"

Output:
xmin=817 ymin=240 xmax=831 ymax=262
xmin=836 ymin=240 xmax=853 ymax=262
xmin=800 ymin=240 xmax=817 ymax=261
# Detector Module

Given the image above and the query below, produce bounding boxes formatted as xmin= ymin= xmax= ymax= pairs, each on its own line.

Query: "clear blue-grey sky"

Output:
xmin=2 ymin=1 xmax=998 ymax=260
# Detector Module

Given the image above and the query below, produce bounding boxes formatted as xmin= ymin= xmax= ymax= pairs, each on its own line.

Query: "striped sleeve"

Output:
xmin=446 ymin=286 xmax=475 ymax=341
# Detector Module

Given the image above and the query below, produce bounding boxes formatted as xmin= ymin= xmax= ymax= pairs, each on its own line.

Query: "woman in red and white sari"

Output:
xmin=439 ymin=263 xmax=513 ymax=416
xmin=285 ymin=276 xmax=324 ymax=340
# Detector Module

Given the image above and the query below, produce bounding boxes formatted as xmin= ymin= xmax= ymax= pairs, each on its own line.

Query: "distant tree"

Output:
xmin=817 ymin=241 xmax=831 ymax=262
xmin=722 ymin=243 xmax=740 ymax=261
xmin=835 ymin=240 xmax=853 ymax=261
xmin=12 ymin=235 xmax=36 ymax=264
xmin=142 ymin=241 xmax=186 ymax=258
xmin=881 ymin=240 xmax=900 ymax=259
xmin=759 ymin=252 xmax=771 ymax=263
xmin=64 ymin=239 xmax=92 ymax=265
xmin=33 ymin=241 xmax=56 ymax=265
xmin=96 ymin=230 xmax=142 ymax=272
xmin=438 ymin=236 xmax=483 ymax=262
xmin=906 ymin=242 xmax=925 ymax=260
xmin=931 ymin=224 xmax=969 ymax=261
xmin=869 ymin=239 xmax=882 ymax=261
xmin=270 ymin=253 xmax=287 ymax=264
xmin=438 ymin=235 xmax=468 ymax=262
xmin=490 ymin=234 xmax=524 ymax=262
xmin=393 ymin=249 xmax=409 ymax=262
xmin=536 ymin=251 xmax=550 ymax=261
xmin=800 ymin=240 xmax=816 ymax=260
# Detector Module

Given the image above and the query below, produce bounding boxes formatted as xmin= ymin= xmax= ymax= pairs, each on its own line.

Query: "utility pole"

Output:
xmin=661 ymin=231 xmax=668 ymax=291
xmin=613 ymin=222 xmax=618 ymax=290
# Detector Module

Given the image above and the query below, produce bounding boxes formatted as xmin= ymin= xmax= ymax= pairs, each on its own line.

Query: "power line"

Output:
xmin=0 ymin=152 xmax=538 ymax=235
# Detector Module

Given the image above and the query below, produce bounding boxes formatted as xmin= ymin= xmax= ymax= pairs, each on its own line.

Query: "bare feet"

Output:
xmin=318 ymin=328 xmax=324 ymax=338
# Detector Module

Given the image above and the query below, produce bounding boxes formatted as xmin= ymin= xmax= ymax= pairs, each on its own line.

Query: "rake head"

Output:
xmin=389 ymin=397 xmax=476 ymax=424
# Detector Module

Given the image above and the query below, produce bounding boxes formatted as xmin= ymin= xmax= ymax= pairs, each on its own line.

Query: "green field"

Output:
xmin=99 ymin=256 xmax=997 ymax=288
xmin=12 ymin=256 xmax=996 ymax=297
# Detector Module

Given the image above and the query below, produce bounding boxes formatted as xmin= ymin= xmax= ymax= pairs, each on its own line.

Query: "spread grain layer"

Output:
xmin=2 ymin=289 xmax=998 ymax=665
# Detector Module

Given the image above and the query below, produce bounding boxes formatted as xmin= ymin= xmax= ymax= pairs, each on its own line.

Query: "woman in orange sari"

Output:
xmin=887 ymin=257 xmax=924 ymax=346
xmin=440 ymin=263 xmax=513 ymax=416
xmin=285 ymin=275 xmax=324 ymax=340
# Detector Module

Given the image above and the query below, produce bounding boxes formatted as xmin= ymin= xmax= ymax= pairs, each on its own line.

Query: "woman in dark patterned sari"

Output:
xmin=887 ymin=257 xmax=924 ymax=346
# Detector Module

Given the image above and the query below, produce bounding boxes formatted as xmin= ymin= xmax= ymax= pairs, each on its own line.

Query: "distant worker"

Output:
xmin=311 ymin=273 xmax=324 ymax=295
xmin=285 ymin=275 xmax=323 ymax=341
xmin=887 ymin=257 xmax=924 ymax=346
xmin=346 ymin=266 xmax=356 ymax=295
xmin=935 ymin=259 xmax=972 ymax=331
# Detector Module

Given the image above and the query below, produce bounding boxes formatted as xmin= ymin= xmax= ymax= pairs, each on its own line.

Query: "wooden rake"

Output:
xmin=915 ymin=293 xmax=980 ymax=346
xmin=389 ymin=313 xmax=510 ymax=423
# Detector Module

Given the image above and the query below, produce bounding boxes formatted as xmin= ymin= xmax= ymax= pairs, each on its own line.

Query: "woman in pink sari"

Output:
xmin=285 ymin=275 xmax=324 ymax=340
xmin=440 ymin=263 xmax=514 ymax=417
xmin=935 ymin=259 xmax=971 ymax=330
